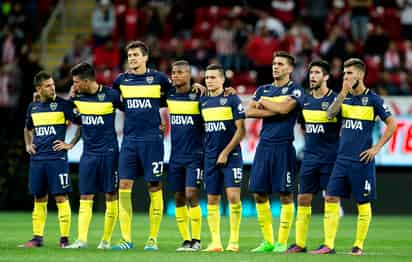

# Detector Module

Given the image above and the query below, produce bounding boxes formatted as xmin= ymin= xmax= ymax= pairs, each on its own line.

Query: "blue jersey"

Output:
xmin=200 ymin=93 xmax=245 ymax=159
xmin=25 ymin=96 xmax=78 ymax=161
xmin=253 ymin=81 xmax=304 ymax=144
xmin=113 ymin=69 xmax=174 ymax=140
xmin=298 ymin=89 xmax=340 ymax=163
xmin=167 ymin=90 xmax=203 ymax=160
xmin=72 ymin=85 xmax=122 ymax=154
xmin=338 ymin=89 xmax=391 ymax=162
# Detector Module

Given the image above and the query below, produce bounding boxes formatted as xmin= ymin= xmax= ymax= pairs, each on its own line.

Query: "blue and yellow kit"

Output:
xmin=166 ymin=90 xmax=204 ymax=192
xmin=25 ymin=96 xmax=78 ymax=196
xmin=200 ymin=93 xmax=245 ymax=194
xmin=72 ymin=85 xmax=122 ymax=194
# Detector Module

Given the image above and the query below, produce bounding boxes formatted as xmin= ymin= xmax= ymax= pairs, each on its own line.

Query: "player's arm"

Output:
xmin=216 ymin=119 xmax=245 ymax=165
xmin=327 ymin=80 xmax=354 ymax=119
xmin=24 ymin=127 xmax=36 ymax=155
xmin=53 ymin=125 xmax=81 ymax=151
xmin=258 ymin=96 xmax=297 ymax=115
xmin=360 ymin=116 xmax=396 ymax=163
xmin=246 ymin=100 xmax=277 ymax=118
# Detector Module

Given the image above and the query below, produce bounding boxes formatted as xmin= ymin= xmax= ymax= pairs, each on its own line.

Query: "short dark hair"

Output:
xmin=205 ymin=63 xmax=224 ymax=77
xmin=125 ymin=40 xmax=149 ymax=56
xmin=343 ymin=58 xmax=365 ymax=72
xmin=308 ymin=60 xmax=330 ymax=75
xmin=172 ymin=60 xmax=191 ymax=70
xmin=273 ymin=51 xmax=295 ymax=66
xmin=70 ymin=62 xmax=95 ymax=80
xmin=33 ymin=71 xmax=52 ymax=87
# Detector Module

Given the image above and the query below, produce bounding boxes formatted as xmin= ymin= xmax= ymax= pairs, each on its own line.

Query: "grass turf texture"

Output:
xmin=0 ymin=212 xmax=411 ymax=261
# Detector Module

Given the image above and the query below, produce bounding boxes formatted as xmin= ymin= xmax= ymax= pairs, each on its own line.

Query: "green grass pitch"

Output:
xmin=0 ymin=212 xmax=411 ymax=261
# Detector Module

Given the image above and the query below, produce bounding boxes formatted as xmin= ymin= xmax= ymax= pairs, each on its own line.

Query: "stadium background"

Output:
xmin=0 ymin=0 xmax=411 ymax=216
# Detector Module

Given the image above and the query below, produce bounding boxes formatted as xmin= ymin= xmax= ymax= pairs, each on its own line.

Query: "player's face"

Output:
xmin=171 ymin=65 xmax=190 ymax=87
xmin=127 ymin=48 xmax=148 ymax=70
xmin=205 ymin=69 xmax=224 ymax=92
xmin=37 ymin=78 xmax=56 ymax=100
xmin=72 ymin=76 xmax=87 ymax=93
xmin=309 ymin=66 xmax=326 ymax=89
xmin=272 ymin=56 xmax=292 ymax=81
xmin=343 ymin=66 xmax=363 ymax=84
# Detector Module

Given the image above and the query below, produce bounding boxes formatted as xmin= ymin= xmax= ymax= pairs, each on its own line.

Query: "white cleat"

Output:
xmin=64 ymin=239 xmax=88 ymax=248
xmin=97 ymin=240 xmax=111 ymax=250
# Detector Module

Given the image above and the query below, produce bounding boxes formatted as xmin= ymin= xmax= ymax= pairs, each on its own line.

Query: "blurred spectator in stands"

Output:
xmin=384 ymin=40 xmax=401 ymax=71
xmin=404 ymin=40 xmax=412 ymax=70
xmin=92 ymin=0 xmax=116 ymax=47
xmin=348 ymin=0 xmax=372 ymax=42
xmin=398 ymin=0 xmax=412 ymax=40
xmin=329 ymin=57 xmax=343 ymax=92
xmin=186 ymin=38 xmax=215 ymax=71
xmin=7 ymin=2 xmax=28 ymax=39
xmin=145 ymin=5 xmax=163 ymax=38
xmin=211 ymin=17 xmax=236 ymax=70
xmin=54 ymin=57 xmax=72 ymax=93
xmin=326 ymin=0 xmax=350 ymax=35
xmin=168 ymin=0 xmax=194 ymax=38
xmin=283 ymin=19 xmax=315 ymax=56
xmin=63 ymin=34 xmax=92 ymax=66
xmin=364 ymin=24 xmax=389 ymax=57
xmin=255 ymin=11 xmax=285 ymax=38
xmin=233 ymin=17 xmax=252 ymax=71
xmin=376 ymin=71 xmax=401 ymax=95
xmin=245 ymin=25 xmax=279 ymax=86
xmin=124 ymin=0 xmax=144 ymax=43
xmin=303 ymin=0 xmax=329 ymax=40
xmin=320 ymin=25 xmax=347 ymax=61
xmin=270 ymin=0 xmax=296 ymax=27
xmin=93 ymin=39 xmax=121 ymax=70
xmin=1 ymin=26 xmax=17 ymax=65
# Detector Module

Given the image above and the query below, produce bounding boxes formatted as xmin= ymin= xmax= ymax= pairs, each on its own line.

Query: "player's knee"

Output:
xmin=35 ymin=195 xmax=48 ymax=202
xmin=54 ymin=194 xmax=68 ymax=203
xmin=207 ymin=195 xmax=220 ymax=205
xmin=148 ymin=181 xmax=162 ymax=192
xmin=119 ymin=179 xmax=133 ymax=189
xmin=80 ymin=194 xmax=94 ymax=200
xmin=175 ymin=192 xmax=186 ymax=207
xmin=185 ymin=191 xmax=199 ymax=206
xmin=280 ymin=193 xmax=294 ymax=204
xmin=105 ymin=192 xmax=117 ymax=201
xmin=253 ymin=193 xmax=268 ymax=203
xmin=325 ymin=195 xmax=340 ymax=203
xmin=297 ymin=194 xmax=312 ymax=206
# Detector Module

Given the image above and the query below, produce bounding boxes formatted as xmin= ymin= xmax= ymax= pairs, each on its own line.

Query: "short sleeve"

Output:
xmin=111 ymin=88 xmax=123 ymax=110
xmin=231 ymin=95 xmax=246 ymax=120
xmin=25 ymin=103 xmax=34 ymax=129
xmin=64 ymin=100 xmax=81 ymax=124
xmin=373 ymin=94 xmax=391 ymax=121
xmin=252 ymin=86 xmax=263 ymax=102
xmin=289 ymin=85 xmax=305 ymax=107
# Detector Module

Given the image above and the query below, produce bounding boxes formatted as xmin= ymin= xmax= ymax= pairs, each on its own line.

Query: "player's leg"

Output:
xmin=143 ymin=139 xmax=165 ymax=251
xmin=112 ymin=140 xmax=137 ymax=250
xmin=349 ymin=162 xmax=375 ymax=256
xmin=223 ymin=163 xmax=243 ymax=252
xmin=20 ymin=161 xmax=48 ymax=248
xmin=49 ymin=160 xmax=72 ymax=248
xmin=186 ymin=163 xmax=203 ymax=251
xmin=249 ymin=145 xmax=274 ymax=252
xmin=98 ymin=152 xmax=119 ymax=249
xmin=274 ymin=144 xmax=296 ymax=253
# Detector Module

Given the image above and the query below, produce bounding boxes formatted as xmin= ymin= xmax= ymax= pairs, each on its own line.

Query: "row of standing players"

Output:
xmin=22 ymin=41 xmax=396 ymax=255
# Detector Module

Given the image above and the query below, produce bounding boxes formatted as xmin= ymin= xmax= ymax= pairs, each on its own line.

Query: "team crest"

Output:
xmin=361 ymin=97 xmax=369 ymax=105
xmin=146 ymin=76 xmax=154 ymax=84
xmin=220 ymin=98 xmax=228 ymax=105
xmin=189 ymin=93 xmax=197 ymax=100
xmin=281 ymin=87 xmax=288 ymax=94
xmin=97 ymin=92 xmax=106 ymax=101
xmin=321 ymin=102 xmax=329 ymax=110
xmin=292 ymin=89 xmax=302 ymax=98
xmin=50 ymin=102 xmax=58 ymax=111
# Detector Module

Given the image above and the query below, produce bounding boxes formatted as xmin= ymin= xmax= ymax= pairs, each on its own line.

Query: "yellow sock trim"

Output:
xmin=176 ymin=206 xmax=190 ymax=241
xmin=189 ymin=205 xmax=202 ymax=240
xmin=78 ymin=200 xmax=93 ymax=242
xmin=354 ymin=203 xmax=372 ymax=249
xmin=149 ymin=190 xmax=163 ymax=240
xmin=56 ymin=200 xmax=71 ymax=238
xmin=119 ymin=189 xmax=132 ymax=242
xmin=32 ymin=202 xmax=47 ymax=237
xmin=324 ymin=202 xmax=340 ymax=249
xmin=207 ymin=204 xmax=221 ymax=246
xmin=102 ymin=200 xmax=118 ymax=242
xmin=295 ymin=206 xmax=311 ymax=248
xmin=277 ymin=202 xmax=294 ymax=245
xmin=229 ymin=202 xmax=242 ymax=244
xmin=256 ymin=201 xmax=273 ymax=244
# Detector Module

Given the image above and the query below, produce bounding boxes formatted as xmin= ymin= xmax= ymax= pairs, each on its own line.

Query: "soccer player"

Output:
xmin=246 ymin=51 xmax=304 ymax=253
xmin=310 ymin=58 xmax=396 ymax=255
xmin=167 ymin=60 xmax=203 ymax=251
xmin=21 ymin=71 xmax=80 ymax=248
xmin=65 ymin=63 xmax=122 ymax=249
xmin=111 ymin=41 xmax=174 ymax=251
xmin=200 ymin=64 xmax=245 ymax=252
xmin=282 ymin=60 xmax=340 ymax=253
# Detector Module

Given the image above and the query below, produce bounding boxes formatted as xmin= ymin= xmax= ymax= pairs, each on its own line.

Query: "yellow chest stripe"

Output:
xmin=202 ymin=107 xmax=233 ymax=122
xmin=32 ymin=112 xmax=66 ymax=126
xmin=120 ymin=85 xmax=161 ymax=98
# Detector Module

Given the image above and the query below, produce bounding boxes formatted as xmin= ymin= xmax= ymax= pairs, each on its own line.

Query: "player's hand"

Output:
xmin=159 ymin=123 xmax=166 ymax=134
xmin=26 ymin=143 xmax=36 ymax=155
xmin=69 ymin=85 xmax=77 ymax=98
xmin=360 ymin=145 xmax=380 ymax=163
xmin=341 ymin=79 xmax=356 ymax=96
xmin=216 ymin=152 xmax=228 ymax=166
xmin=192 ymin=83 xmax=206 ymax=96
xmin=256 ymin=99 xmax=265 ymax=109
xmin=53 ymin=140 xmax=73 ymax=151
xmin=224 ymin=86 xmax=236 ymax=96
xmin=33 ymin=92 xmax=40 ymax=102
